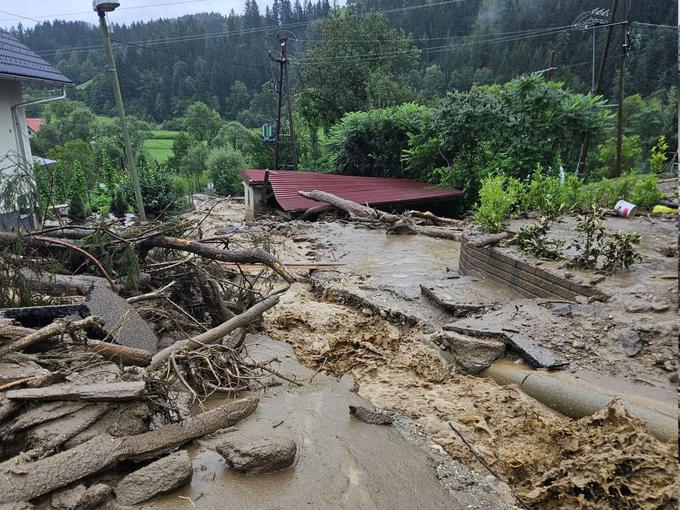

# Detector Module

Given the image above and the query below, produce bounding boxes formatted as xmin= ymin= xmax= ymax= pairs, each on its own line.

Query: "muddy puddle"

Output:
xmin=264 ymin=284 xmax=678 ymax=509
xmin=144 ymin=335 xmax=507 ymax=510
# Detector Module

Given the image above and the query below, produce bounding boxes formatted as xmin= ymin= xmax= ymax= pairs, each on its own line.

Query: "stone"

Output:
xmin=361 ymin=307 xmax=374 ymax=317
xmin=216 ymin=433 xmax=297 ymax=474
xmin=348 ymin=405 xmax=394 ymax=425
xmin=433 ymin=331 xmax=505 ymax=373
xmin=51 ymin=483 xmax=111 ymax=510
xmin=551 ymin=303 xmax=573 ymax=317
xmin=115 ymin=450 xmax=192 ymax=505
xmin=572 ymin=341 xmax=585 ymax=349
xmin=619 ymin=330 xmax=642 ymax=357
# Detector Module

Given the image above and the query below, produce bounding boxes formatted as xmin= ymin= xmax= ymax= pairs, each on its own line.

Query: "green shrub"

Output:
xmin=68 ymin=193 xmax=87 ymax=222
xmin=593 ymin=135 xmax=643 ymax=178
xmin=122 ymin=163 xmax=184 ymax=217
xmin=649 ymin=136 xmax=670 ymax=174
xmin=207 ymin=147 xmax=245 ymax=196
xmin=473 ymin=174 xmax=521 ymax=233
xmin=520 ymin=165 xmax=565 ymax=218
xmin=630 ymin=174 xmax=664 ymax=208
xmin=327 ymin=103 xmax=432 ymax=179
xmin=109 ymin=188 xmax=129 ymax=217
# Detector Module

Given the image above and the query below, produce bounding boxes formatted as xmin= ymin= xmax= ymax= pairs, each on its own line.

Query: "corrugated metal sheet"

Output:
xmin=0 ymin=32 xmax=72 ymax=85
xmin=240 ymin=169 xmax=462 ymax=212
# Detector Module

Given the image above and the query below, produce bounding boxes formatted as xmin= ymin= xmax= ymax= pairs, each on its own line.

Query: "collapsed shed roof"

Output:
xmin=241 ymin=169 xmax=462 ymax=212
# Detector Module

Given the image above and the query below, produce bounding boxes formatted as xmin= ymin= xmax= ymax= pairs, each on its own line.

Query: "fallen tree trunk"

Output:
xmin=6 ymin=381 xmax=146 ymax=402
xmin=0 ymin=398 xmax=258 ymax=503
xmin=86 ymin=340 xmax=152 ymax=367
xmin=0 ymin=316 xmax=103 ymax=359
xmin=298 ymin=190 xmax=401 ymax=223
xmin=140 ymin=235 xmax=295 ymax=283
xmin=299 ymin=190 xmax=462 ymax=241
xmin=148 ymin=294 xmax=280 ymax=371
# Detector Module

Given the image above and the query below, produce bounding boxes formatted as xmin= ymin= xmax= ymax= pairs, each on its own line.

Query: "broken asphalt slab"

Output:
xmin=420 ymin=274 xmax=517 ymax=316
xmin=444 ymin=300 xmax=567 ymax=369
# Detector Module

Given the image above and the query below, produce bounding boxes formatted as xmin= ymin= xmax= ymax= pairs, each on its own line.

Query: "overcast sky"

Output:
xmin=0 ymin=0 xmax=265 ymax=30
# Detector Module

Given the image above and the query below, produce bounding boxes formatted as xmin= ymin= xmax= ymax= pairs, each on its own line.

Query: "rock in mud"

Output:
xmin=216 ymin=433 xmax=297 ymax=474
xmin=114 ymin=450 xmax=192 ymax=505
xmin=348 ymin=405 xmax=394 ymax=425
xmin=50 ymin=483 xmax=111 ymax=510
xmin=0 ymin=503 xmax=34 ymax=510
xmin=433 ymin=331 xmax=505 ymax=373
xmin=551 ymin=303 xmax=573 ymax=317
xmin=619 ymin=330 xmax=643 ymax=357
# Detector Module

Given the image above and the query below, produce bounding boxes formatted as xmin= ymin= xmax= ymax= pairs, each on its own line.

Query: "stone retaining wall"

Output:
xmin=460 ymin=234 xmax=605 ymax=301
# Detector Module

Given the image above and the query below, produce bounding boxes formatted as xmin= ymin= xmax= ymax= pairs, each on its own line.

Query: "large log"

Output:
xmin=148 ymin=294 xmax=280 ymax=371
xmin=298 ymin=190 xmax=462 ymax=241
xmin=140 ymin=235 xmax=295 ymax=283
xmin=6 ymin=381 xmax=146 ymax=402
xmin=0 ymin=316 xmax=103 ymax=359
xmin=0 ymin=398 xmax=258 ymax=503
xmin=86 ymin=340 xmax=152 ymax=367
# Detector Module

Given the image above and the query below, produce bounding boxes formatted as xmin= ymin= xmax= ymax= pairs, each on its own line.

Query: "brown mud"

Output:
xmin=265 ymin=284 xmax=678 ymax=509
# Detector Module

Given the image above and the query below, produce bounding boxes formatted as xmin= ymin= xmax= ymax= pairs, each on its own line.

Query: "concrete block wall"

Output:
xmin=460 ymin=234 xmax=605 ymax=301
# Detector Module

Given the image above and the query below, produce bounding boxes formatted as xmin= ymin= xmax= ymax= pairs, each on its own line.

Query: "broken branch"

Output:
xmin=0 ymin=316 xmax=103 ymax=359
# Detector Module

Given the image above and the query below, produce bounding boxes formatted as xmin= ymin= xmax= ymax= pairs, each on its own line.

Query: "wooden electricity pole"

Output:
xmin=272 ymin=37 xmax=286 ymax=171
xmin=613 ymin=0 xmax=629 ymax=177
xmin=545 ymin=50 xmax=556 ymax=81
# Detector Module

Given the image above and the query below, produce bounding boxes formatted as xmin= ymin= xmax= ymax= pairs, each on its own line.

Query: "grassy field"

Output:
xmin=144 ymin=129 xmax=179 ymax=163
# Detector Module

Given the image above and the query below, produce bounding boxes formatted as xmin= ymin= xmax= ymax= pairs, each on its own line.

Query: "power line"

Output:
xmin=291 ymin=23 xmax=625 ymax=66
xmin=0 ymin=1 xmax=209 ymax=24
xmin=33 ymin=0 xmax=470 ymax=57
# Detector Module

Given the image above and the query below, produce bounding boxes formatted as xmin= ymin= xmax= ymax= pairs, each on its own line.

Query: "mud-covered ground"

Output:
xmin=264 ymin=284 xmax=677 ymax=509
xmin=186 ymin=195 xmax=678 ymax=509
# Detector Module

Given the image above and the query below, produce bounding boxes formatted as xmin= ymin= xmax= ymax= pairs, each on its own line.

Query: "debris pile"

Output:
xmin=0 ymin=212 xmax=297 ymax=507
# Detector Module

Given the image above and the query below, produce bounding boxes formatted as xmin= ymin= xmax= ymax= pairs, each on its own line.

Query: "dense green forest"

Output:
xmin=6 ymin=0 xmax=676 ymax=222
xmin=11 ymin=0 xmax=677 ymax=123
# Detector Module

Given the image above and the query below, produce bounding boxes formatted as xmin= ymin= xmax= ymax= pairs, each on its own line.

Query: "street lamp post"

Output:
xmin=93 ymin=0 xmax=147 ymax=222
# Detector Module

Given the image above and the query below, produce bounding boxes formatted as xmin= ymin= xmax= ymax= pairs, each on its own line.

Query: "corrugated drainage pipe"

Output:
xmin=481 ymin=363 xmax=677 ymax=443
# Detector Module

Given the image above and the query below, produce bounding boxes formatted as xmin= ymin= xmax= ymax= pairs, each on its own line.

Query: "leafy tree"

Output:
xmin=297 ymin=12 xmax=420 ymax=129
xmin=406 ymin=74 xmax=611 ymax=208
xmin=421 ymin=64 xmax=446 ymax=99
xmin=182 ymin=102 xmax=223 ymax=142
xmin=593 ymin=135 xmax=643 ymax=179
xmin=326 ymin=103 xmax=431 ymax=179
xmin=365 ymin=70 xmax=418 ymax=109
xmin=179 ymin=142 xmax=210 ymax=191
xmin=47 ymin=140 xmax=96 ymax=189
xmin=224 ymin=81 xmax=251 ymax=120
xmin=32 ymin=100 xmax=98 ymax=154
xmin=207 ymin=147 xmax=246 ymax=195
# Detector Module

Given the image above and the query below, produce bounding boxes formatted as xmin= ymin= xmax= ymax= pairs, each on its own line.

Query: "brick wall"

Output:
xmin=460 ymin=234 xmax=605 ymax=301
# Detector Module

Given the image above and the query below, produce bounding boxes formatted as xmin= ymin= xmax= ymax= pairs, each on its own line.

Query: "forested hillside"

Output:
xmin=10 ymin=0 xmax=676 ymax=123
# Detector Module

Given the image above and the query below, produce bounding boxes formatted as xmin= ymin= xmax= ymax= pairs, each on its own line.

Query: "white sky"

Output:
xmin=0 ymin=0 xmax=264 ymax=30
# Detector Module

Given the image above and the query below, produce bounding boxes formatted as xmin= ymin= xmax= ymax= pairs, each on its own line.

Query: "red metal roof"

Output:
xmin=240 ymin=169 xmax=462 ymax=212
xmin=26 ymin=118 xmax=45 ymax=134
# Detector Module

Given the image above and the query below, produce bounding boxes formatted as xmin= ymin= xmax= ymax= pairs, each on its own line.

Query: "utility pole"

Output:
xmin=545 ymin=50 xmax=556 ymax=81
xmin=613 ymin=0 xmax=629 ymax=178
xmin=94 ymin=2 xmax=146 ymax=222
xmin=575 ymin=0 xmax=618 ymax=176
xmin=272 ymin=36 xmax=286 ymax=170
xmin=285 ymin=61 xmax=298 ymax=171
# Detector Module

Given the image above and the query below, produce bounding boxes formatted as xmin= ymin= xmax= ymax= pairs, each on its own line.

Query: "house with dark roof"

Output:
xmin=0 ymin=30 xmax=72 ymax=230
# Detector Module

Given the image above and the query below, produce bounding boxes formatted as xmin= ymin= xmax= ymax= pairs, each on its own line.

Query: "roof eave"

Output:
xmin=0 ymin=72 xmax=73 ymax=86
